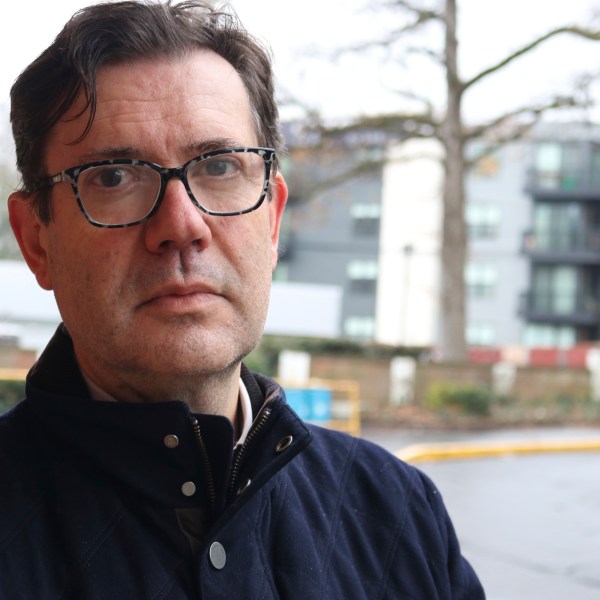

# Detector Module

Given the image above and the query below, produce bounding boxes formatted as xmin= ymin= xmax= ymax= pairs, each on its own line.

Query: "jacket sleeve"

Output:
xmin=416 ymin=468 xmax=486 ymax=599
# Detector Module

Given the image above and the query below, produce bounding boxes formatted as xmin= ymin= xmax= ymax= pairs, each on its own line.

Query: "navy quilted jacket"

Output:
xmin=0 ymin=327 xmax=485 ymax=599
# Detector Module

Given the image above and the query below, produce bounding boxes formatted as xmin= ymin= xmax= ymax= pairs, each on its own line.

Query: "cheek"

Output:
xmin=212 ymin=214 xmax=273 ymax=266
xmin=47 ymin=230 xmax=127 ymax=303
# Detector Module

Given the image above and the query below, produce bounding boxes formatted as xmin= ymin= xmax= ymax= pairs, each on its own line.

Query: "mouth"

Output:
xmin=140 ymin=283 xmax=222 ymax=313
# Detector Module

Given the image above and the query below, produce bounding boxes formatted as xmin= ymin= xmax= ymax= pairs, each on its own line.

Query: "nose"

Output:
xmin=143 ymin=179 xmax=212 ymax=253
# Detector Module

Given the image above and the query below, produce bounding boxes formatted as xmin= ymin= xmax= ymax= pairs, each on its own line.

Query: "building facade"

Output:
xmin=276 ymin=125 xmax=386 ymax=340
xmin=521 ymin=123 xmax=600 ymax=347
xmin=465 ymin=139 xmax=531 ymax=349
xmin=274 ymin=122 xmax=600 ymax=351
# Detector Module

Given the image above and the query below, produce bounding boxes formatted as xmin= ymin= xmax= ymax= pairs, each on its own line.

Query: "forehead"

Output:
xmin=46 ymin=51 xmax=256 ymax=166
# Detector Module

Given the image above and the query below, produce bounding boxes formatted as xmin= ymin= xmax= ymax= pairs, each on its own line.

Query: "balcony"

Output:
xmin=526 ymin=168 xmax=600 ymax=200
xmin=522 ymin=230 xmax=600 ymax=263
xmin=520 ymin=291 xmax=600 ymax=326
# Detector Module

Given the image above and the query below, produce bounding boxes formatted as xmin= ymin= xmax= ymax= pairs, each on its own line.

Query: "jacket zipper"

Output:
xmin=190 ymin=417 xmax=217 ymax=512
xmin=228 ymin=406 xmax=272 ymax=501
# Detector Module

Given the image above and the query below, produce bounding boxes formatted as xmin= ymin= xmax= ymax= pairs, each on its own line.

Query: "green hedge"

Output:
xmin=425 ymin=383 xmax=495 ymax=417
xmin=245 ymin=335 xmax=422 ymax=378
xmin=0 ymin=380 xmax=25 ymax=414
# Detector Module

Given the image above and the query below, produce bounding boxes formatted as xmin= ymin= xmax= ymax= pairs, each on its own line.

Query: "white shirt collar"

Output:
xmin=235 ymin=378 xmax=253 ymax=448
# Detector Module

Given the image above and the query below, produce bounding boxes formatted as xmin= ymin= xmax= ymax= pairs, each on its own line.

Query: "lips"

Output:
xmin=140 ymin=282 xmax=222 ymax=311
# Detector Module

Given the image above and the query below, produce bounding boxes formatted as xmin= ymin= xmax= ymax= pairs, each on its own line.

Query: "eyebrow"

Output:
xmin=76 ymin=138 xmax=244 ymax=164
xmin=77 ymin=146 xmax=138 ymax=163
xmin=185 ymin=138 xmax=242 ymax=156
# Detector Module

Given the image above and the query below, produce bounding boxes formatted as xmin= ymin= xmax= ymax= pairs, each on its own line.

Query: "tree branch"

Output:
xmin=391 ymin=88 xmax=437 ymax=114
xmin=291 ymin=149 xmax=442 ymax=201
xmin=463 ymin=95 xmax=580 ymax=140
xmin=463 ymin=25 xmax=600 ymax=92
xmin=334 ymin=27 xmax=439 ymax=58
xmin=403 ymin=45 xmax=445 ymax=65
xmin=300 ymin=159 xmax=387 ymax=198
xmin=382 ymin=0 xmax=444 ymax=22
xmin=315 ymin=111 xmax=441 ymax=140
xmin=332 ymin=0 xmax=443 ymax=57
xmin=464 ymin=90 xmax=591 ymax=168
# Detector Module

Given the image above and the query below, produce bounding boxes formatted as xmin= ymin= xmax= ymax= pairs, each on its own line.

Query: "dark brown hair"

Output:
xmin=10 ymin=0 xmax=282 ymax=222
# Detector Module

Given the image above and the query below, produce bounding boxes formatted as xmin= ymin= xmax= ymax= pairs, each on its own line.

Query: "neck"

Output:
xmin=77 ymin=356 xmax=242 ymax=423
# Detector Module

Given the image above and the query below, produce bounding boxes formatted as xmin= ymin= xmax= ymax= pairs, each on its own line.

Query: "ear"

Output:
xmin=268 ymin=173 xmax=288 ymax=271
xmin=8 ymin=192 xmax=54 ymax=291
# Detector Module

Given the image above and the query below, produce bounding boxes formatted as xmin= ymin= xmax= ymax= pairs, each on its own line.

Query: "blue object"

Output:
xmin=285 ymin=388 xmax=332 ymax=422
xmin=307 ymin=388 xmax=332 ymax=421
xmin=284 ymin=388 xmax=311 ymax=420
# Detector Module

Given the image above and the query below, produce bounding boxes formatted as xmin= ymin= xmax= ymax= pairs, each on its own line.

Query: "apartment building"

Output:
xmin=276 ymin=124 xmax=386 ymax=340
xmin=276 ymin=121 xmax=600 ymax=351
xmin=521 ymin=123 xmax=600 ymax=347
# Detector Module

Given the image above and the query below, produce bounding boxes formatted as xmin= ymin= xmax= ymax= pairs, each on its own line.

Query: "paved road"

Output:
xmin=362 ymin=426 xmax=600 ymax=600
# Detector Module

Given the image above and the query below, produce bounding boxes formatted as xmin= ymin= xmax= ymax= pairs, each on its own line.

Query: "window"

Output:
xmin=523 ymin=324 xmax=575 ymax=348
xmin=344 ymin=316 xmax=376 ymax=338
xmin=531 ymin=265 xmax=577 ymax=315
xmin=465 ymin=263 xmax=497 ymax=299
xmin=535 ymin=143 xmax=562 ymax=172
xmin=466 ymin=322 xmax=496 ymax=346
xmin=533 ymin=203 xmax=581 ymax=251
xmin=534 ymin=143 xmax=582 ymax=190
xmin=351 ymin=204 xmax=381 ymax=237
xmin=347 ymin=260 xmax=378 ymax=293
xmin=466 ymin=203 xmax=500 ymax=239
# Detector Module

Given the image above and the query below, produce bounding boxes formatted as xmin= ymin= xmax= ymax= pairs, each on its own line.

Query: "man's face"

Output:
xmin=10 ymin=51 xmax=287 ymax=401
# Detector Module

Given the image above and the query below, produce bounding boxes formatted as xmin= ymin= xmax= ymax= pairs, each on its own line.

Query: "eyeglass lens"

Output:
xmin=76 ymin=152 xmax=267 ymax=225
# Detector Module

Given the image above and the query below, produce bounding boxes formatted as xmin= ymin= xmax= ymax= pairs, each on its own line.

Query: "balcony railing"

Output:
xmin=522 ymin=230 xmax=600 ymax=258
xmin=520 ymin=291 xmax=600 ymax=325
xmin=526 ymin=168 xmax=600 ymax=196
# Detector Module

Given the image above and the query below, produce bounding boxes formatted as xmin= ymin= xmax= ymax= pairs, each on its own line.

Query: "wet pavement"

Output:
xmin=362 ymin=426 xmax=600 ymax=600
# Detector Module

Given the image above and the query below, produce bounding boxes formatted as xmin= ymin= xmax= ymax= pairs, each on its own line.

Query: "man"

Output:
xmin=1 ymin=1 xmax=485 ymax=598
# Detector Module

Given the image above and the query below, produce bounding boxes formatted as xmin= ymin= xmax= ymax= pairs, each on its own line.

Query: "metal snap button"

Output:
xmin=163 ymin=434 xmax=179 ymax=449
xmin=181 ymin=481 xmax=196 ymax=497
xmin=237 ymin=479 xmax=251 ymax=496
xmin=275 ymin=435 xmax=293 ymax=452
xmin=209 ymin=541 xmax=227 ymax=570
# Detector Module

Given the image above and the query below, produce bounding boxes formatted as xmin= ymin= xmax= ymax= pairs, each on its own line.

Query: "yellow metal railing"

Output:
xmin=0 ymin=368 xmax=28 ymax=382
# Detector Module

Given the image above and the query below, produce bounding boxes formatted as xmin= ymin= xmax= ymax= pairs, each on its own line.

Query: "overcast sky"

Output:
xmin=1 ymin=0 xmax=599 ymax=132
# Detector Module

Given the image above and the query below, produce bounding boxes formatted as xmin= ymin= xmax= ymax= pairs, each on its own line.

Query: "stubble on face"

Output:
xmin=42 ymin=52 xmax=280 ymax=413
xmin=52 ymin=212 xmax=274 ymax=410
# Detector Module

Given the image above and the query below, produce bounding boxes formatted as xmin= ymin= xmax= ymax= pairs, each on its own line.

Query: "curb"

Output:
xmin=395 ymin=438 xmax=600 ymax=463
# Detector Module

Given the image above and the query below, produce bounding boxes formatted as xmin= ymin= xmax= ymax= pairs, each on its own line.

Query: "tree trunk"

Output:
xmin=439 ymin=0 xmax=468 ymax=361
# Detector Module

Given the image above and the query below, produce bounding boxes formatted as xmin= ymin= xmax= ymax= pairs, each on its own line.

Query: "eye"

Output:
xmin=200 ymin=157 xmax=241 ymax=177
xmin=88 ymin=166 xmax=137 ymax=188
xmin=99 ymin=168 xmax=125 ymax=187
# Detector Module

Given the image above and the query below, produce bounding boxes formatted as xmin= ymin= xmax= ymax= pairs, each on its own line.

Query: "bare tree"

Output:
xmin=303 ymin=0 xmax=600 ymax=361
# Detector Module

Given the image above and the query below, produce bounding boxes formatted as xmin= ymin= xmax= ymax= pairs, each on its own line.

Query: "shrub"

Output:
xmin=0 ymin=380 xmax=26 ymax=414
xmin=426 ymin=383 xmax=494 ymax=417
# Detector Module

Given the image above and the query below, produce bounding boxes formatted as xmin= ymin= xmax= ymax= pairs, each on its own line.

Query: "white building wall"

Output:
xmin=265 ymin=281 xmax=342 ymax=338
xmin=0 ymin=260 xmax=61 ymax=353
xmin=375 ymin=139 xmax=443 ymax=347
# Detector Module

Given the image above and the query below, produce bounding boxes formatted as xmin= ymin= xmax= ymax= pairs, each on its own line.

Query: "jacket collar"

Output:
xmin=23 ymin=325 xmax=312 ymax=513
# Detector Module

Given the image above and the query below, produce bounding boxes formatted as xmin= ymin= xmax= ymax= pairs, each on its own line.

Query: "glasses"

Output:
xmin=44 ymin=147 xmax=276 ymax=228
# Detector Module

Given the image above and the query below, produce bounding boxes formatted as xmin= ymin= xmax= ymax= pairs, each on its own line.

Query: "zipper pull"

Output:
xmin=228 ymin=407 xmax=272 ymax=499
xmin=191 ymin=417 xmax=217 ymax=512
